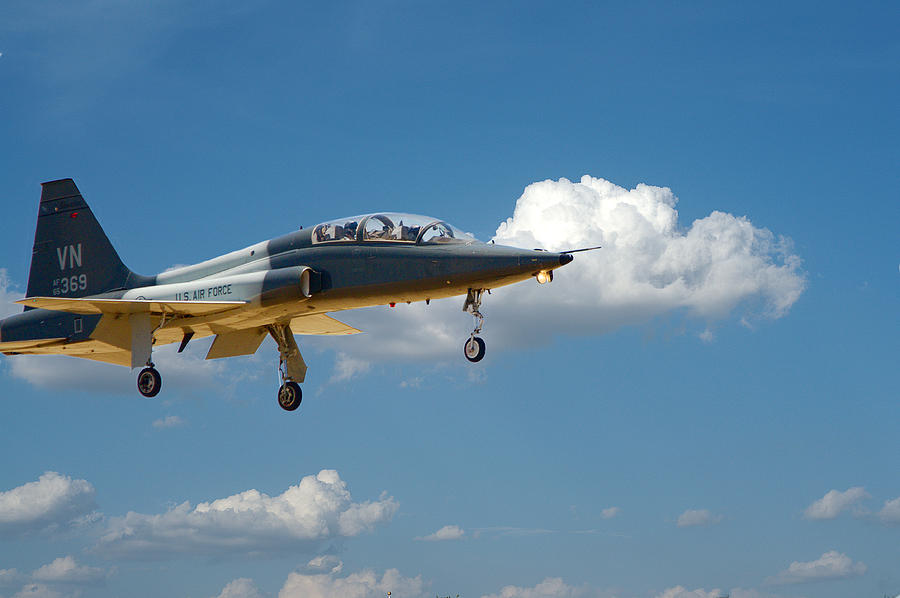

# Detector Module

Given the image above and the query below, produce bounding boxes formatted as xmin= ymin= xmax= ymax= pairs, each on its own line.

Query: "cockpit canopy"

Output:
xmin=311 ymin=213 xmax=476 ymax=245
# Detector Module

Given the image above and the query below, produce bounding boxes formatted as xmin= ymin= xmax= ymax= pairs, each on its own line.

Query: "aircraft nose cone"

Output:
xmin=560 ymin=253 xmax=573 ymax=265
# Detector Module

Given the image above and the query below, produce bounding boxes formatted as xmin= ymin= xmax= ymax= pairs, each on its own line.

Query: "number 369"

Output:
xmin=61 ymin=274 xmax=87 ymax=293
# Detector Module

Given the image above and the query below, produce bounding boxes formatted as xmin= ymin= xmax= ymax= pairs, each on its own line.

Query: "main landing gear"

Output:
xmin=137 ymin=363 xmax=162 ymax=398
xmin=267 ymin=323 xmax=307 ymax=412
xmin=133 ymin=312 xmax=167 ymax=399
xmin=462 ymin=288 xmax=487 ymax=363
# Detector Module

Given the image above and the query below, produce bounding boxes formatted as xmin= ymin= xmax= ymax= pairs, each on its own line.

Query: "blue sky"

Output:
xmin=0 ymin=2 xmax=897 ymax=598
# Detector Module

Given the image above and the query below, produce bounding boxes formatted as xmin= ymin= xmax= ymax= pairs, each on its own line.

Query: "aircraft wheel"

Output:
xmin=137 ymin=367 xmax=162 ymax=398
xmin=278 ymin=381 xmax=302 ymax=411
xmin=464 ymin=336 xmax=486 ymax=363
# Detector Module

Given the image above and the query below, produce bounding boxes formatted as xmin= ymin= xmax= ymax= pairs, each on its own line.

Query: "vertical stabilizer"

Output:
xmin=25 ymin=179 xmax=136 ymax=300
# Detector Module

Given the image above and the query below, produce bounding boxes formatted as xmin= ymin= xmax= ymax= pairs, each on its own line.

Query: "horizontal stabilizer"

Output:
xmin=17 ymin=296 xmax=246 ymax=317
xmin=290 ymin=313 xmax=361 ymax=335
xmin=0 ymin=337 xmax=68 ymax=352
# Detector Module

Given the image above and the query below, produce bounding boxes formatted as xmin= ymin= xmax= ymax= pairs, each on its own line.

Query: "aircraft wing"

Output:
xmin=16 ymin=296 xmax=246 ymax=317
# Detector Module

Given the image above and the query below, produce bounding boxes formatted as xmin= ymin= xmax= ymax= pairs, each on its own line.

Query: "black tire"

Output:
xmin=137 ymin=367 xmax=162 ymax=398
xmin=464 ymin=336 xmax=486 ymax=363
xmin=278 ymin=381 xmax=302 ymax=411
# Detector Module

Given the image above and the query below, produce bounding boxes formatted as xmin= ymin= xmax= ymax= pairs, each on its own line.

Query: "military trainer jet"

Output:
xmin=0 ymin=179 xmax=581 ymax=412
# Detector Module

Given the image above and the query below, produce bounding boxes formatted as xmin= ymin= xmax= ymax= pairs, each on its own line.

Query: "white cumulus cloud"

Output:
xmin=803 ymin=486 xmax=869 ymax=519
xmin=878 ymin=495 xmax=900 ymax=524
xmin=481 ymin=577 xmax=592 ymax=598
xmin=31 ymin=556 xmax=107 ymax=585
xmin=654 ymin=588 xmax=721 ymax=598
xmin=767 ymin=550 xmax=866 ymax=584
xmin=0 ymin=568 xmax=22 ymax=587
xmin=0 ymin=472 xmax=98 ymax=536
xmin=330 ymin=352 xmax=372 ymax=382
xmin=600 ymin=507 xmax=620 ymax=519
xmin=303 ymin=555 xmax=344 ymax=574
xmin=312 ymin=175 xmax=805 ymax=365
xmin=416 ymin=524 xmax=465 ymax=541
xmin=96 ymin=469 xmax=397 ymax=558
xmin=12 ymin=584 xmax=68 ymax=598
xmin=278 ymin=567 xmax=426 ymax=598
xmin=152 ymin=415 xmax=185 ymax=429
xmin=654 ymin=588 xmax=781 ymax=598
xmin=676 ymin=509 xmax=722 ymax=528
xmin=211 ymin=577 xmax=263 ymax=598
xmin=0 ymin=268 xmax=24 ymax=319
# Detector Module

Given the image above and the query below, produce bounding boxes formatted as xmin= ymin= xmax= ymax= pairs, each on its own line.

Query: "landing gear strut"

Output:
xmin=267 ymin=324 xmax=307 ymax=412
xmin=137 ymin=363 xmax=162 ymax=398
xmin=462 ymin=288 xmax=487 ymax=363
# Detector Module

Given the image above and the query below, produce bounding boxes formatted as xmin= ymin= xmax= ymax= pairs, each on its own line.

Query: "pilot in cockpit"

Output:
xmin=342 ymin=221 xmax=358 ymax=240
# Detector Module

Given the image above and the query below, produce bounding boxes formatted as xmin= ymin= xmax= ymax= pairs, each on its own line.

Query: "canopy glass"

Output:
xmin=312 ymin=213 xmax=476 ymax=245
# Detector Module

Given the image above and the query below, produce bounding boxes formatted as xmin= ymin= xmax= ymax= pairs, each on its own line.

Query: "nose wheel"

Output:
xmin=464 ymin=335 xmax=486 ymax=362
xmin=462 ymin=288 xmax=488 ymax=363
xmin=137 ymin=364 xmax=162 ymax=398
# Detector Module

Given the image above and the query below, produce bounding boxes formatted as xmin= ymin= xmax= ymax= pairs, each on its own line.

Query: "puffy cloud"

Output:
xmin=96 ymin=469 xmax=397 ymax=558
xmin=211 ymin=578 xmax=263 ymax=598
xmin=676 ymin=509 xmax=722 ymax=528
xmin=481 ymin=579 xmax=779 ymax=598
xmin=654 ymin=588 xmax=780 ymax=598
xmin=767 ymin=550 xmax=866 ymax=585
xmin=481 ymin=577 xmax=590 ymax=598
xmin=278 ymin=567 xmax=426 ymax=598
xmin=0 ymin=268 xmax=24 ymax=319
xmin=803 ymin=486 xmax=869 ymax=520
xmin=654 ymin=588 xmax=719 ymax=598
xmin=11 ymin=584 xmax=68 ymax=598
xmin=600 ymin=507 xmax=621 ymax=519
xmin=312 ymin=175 xmax=805 ymax=365
xmin=877 ymin=496 xmax=900 ymax=524
xmin=415 ymin=524 xmax=465 ymax=541
xmin=31 ymin=556 xmax=107 ymax=585
xmin=152 ymin=415 xmax=186 ymax=429
xmin=497 ymin=177 xmax=803 ymax=315
xmin=303 ymin=555 xmax=344 ymax=575
xmin=0 ymin=569 xmax=22 ymax=587
xmin=0 ymin=472 xmax=98 ymax=536
xmin=330 ymin=352 xmax=372 ymax=382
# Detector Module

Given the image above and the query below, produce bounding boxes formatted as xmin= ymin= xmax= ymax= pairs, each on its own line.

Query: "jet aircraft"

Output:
xmin=0 ymin=179 xmax=580 ymax=412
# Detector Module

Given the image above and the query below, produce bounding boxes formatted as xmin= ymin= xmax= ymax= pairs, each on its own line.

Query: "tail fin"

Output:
xmin=25 ymin=179 xmax=138 ymax=300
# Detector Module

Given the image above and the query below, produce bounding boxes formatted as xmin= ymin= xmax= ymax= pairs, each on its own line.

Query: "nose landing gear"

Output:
xmin=267 ymin=323 xmax=307 ymax=412
xmin=464 ymin=336 xmax=486 ymax=362
xmin=462 ymin=288 xmax=487 ymax=363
